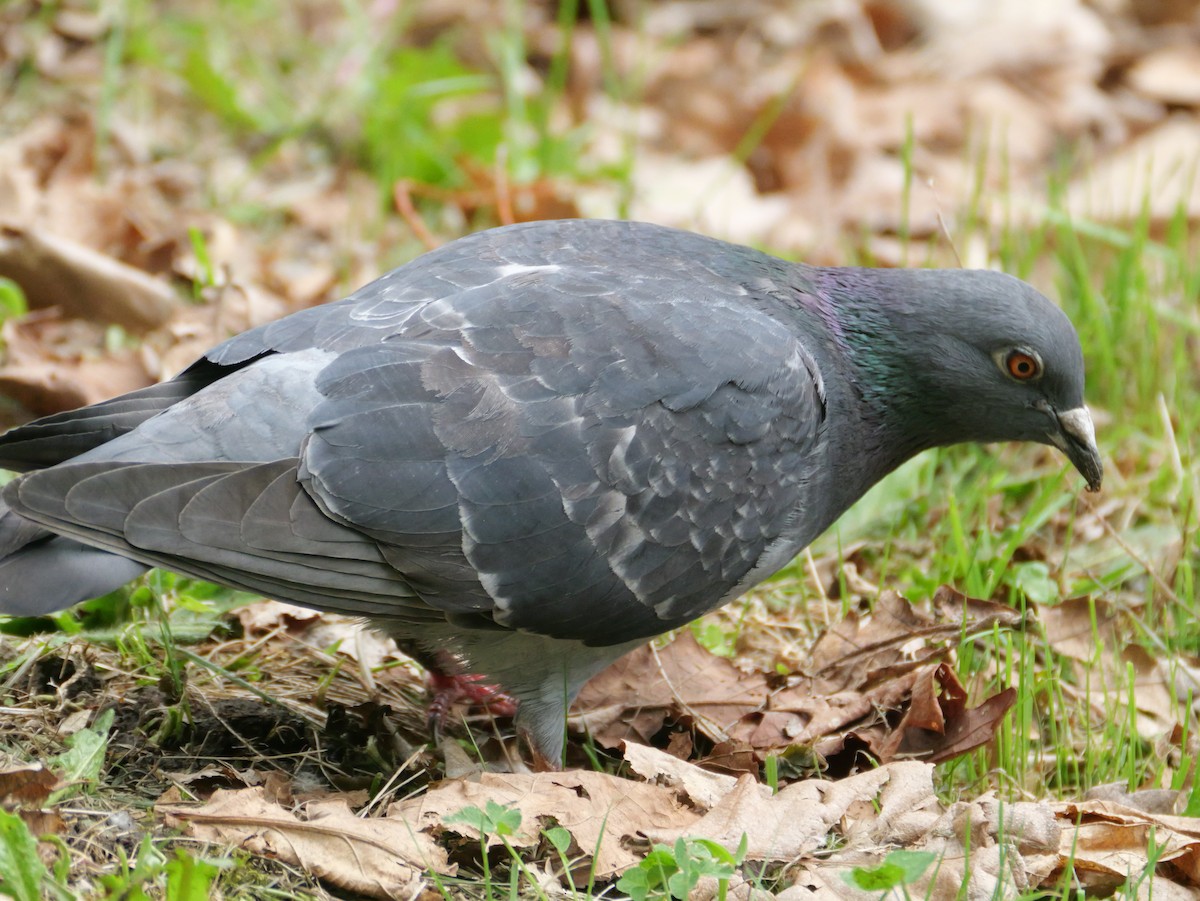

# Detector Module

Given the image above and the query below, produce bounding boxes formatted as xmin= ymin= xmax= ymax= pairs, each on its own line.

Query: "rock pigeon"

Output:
xmin=0 ymin=219 xmax=1102 ymax=768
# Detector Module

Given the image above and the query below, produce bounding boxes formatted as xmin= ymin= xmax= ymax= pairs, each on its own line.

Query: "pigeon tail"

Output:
xmin=0 ymin=498 xmax=148 ymax=615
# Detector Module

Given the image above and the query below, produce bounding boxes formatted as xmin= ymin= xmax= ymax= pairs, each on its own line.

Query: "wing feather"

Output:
xmin=299 ymin=249 xmax=828 ymax=644
xmin=5 ymin=461 xmax=441 ymax=622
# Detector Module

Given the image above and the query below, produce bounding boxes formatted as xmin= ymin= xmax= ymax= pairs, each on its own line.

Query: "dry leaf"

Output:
xmin=162 ymin=764 xmax=266 ymax=799
xmin=811 ymin=586 xmax=1020 ymax=690
xmin=727 ymin=683 xmax=873 ymax=749
xmin=1038 ymin=595 xmax=1118 ymax=662
xmin=1066 ymin=117 xmax=1200 ymax=223
xmin=232 ymin=600 xmax=324 ymax=636
xmin=576 ymin=152 xmax=792 ymax=250
xmin=1026 ymin=797 xmax=1200 ymax=891
xmin=0 ymin=225 xmax=178 ymax=331
xmin=578 ymin=587 xmax=1019 ymax=768
xmin=0 ymin=308 xmax=152 ymax=414
xmin=18 ymin=808 xmax=66 ymax=838
xmin=574 ymin=631 xmax=770 ymax=748
xmin=644 ymin=760 xmax=932 ymax=862
xmin=396 ymin=768 xmax=696 ymax=876
xmin=0 ymin=765 xmax=58 ymax=806
xmin=1039 ymin=596 xmax=1187 ymax=739
xmin=0 ymin=354 xmax=149 ymax=416
xmin=148 ymin=282 xmax=289 ymax=380
xmin=809 ymin=589 xmax=950 ymax=689
xmin=621 ymin=740 xmax=738 ymax=809
xmin=881 ymin=663 xmax=1018 ymax=764
xmin=1127 ymin=44 xmax=1200 ymax=105
xmin=161 ymin=787 xmax=447 ymax=899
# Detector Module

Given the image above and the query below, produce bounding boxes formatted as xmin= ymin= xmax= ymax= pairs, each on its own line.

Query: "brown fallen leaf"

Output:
xmin=0 ymin=355 xmax=149 ymax=416
xmin=643 ymin=760 xmax=930 ymax=862
xmin=407 ymin=752 xmax=942 ymax=881
xmin=794 ymin=778 xmax=1066 ymax=898
xmin=1026 ymin=796 xmax=1200 ymax=890
xmin=158 ymin=745 xmax=1200 ymax=898
xmin=231 ymin=599 xmax=324 ymax=636
xmin=695 ymin=741 xmax=762 ymax=777
xmin=0 ymin=225 xmax=178 ymax=331
xmin=0 ymin=307 xmax=151 ymax=414
xmin=893 ymin=662 xmax=954 ymax=733
xmin=155 ymin=752 xmax=937 ymax=892
xmin=810 ymin=586 xmax=1020 ymax=692
xmin=1086 ymin=782 xmax=1187 ymax=815
xmin=793 ymin=806 xmax=1037 ymax=898
xmin=1065 ymin=117 xmax=1200 ymax=224
xmin=573 ymin=631 xmax=770 ymax=749
xmin=161 ymin=787 xmax=448 ymax=899
xmin=1127 ymin=44 xmax=1200 ymax=106
xmin=1038 ymin=594 xmax=1121 ymax=662
xmin=1039 ymin=596 xmax=1187 ymax=740
xmin=148 ymin=282 xmax=290 ymax=381
xmin=395 ymin=768 xmax=696 ymax=876
xmin=578 ymin=586 xmax=1020 ymax=768
xmin=17 ymin=808 xmax=66 ymax=838
xmin=880 ymin=663 xmax=1018 ymax=764
xmin=578 ymin=152 xmax=792 ymax=251
xmin=931 ymin=585 xmax=1025 ymax=634
xmin=0 ymin=765 xmax=58 ymax=806
xmin=161 ymin=764 xmax=266 ymax=800
xmin=726 ymin=682 xmax=876 ymax=751
xmin=621 ymin=740 xmax=738 ymax=809
xmin=0 ymin=763 xmax=67 ymax=837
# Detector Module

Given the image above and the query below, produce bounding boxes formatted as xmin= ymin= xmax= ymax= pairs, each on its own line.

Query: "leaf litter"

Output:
xmin=5 ymin=583 xmax=1183 ymax=898
xmin=0 ymin=0 xmax=1198 ymax=896
xmin=153 ymin=742 xmax=1200 ymax=900
xmin=574 ymin=587 xmax=1020 ymax=773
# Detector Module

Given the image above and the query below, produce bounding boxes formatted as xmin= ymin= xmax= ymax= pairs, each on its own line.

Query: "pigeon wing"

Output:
xmin=302 ymin=254 xmax=828 ymax=646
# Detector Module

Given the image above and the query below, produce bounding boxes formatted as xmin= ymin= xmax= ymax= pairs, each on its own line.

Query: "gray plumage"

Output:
xmin=0 ymin=219 xmax=1102 ymax=766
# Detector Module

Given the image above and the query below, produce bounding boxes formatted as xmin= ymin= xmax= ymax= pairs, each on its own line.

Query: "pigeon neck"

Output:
xmin=813 ymin=267 xmax=954 ymax=481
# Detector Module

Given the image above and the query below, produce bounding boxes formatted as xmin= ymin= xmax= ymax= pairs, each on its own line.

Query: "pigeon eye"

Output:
xmin=1004 ymin=349 xmax=1041 ymax=381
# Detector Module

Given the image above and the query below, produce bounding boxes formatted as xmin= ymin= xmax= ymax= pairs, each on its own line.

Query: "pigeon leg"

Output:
xmin=395 ymin=643 xmax=518 ymax=734
xmin=425 ymin=666 xmax=519 ymax=731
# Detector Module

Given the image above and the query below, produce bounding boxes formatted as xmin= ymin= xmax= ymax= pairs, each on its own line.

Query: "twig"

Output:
xmin=803 ymin=547 xmax=829 ymax=628
xmin=648 ymin=642 xmax=733 ymax=744
xmin=392 ymin=180 xmax=440 ymax=250
xmin=494 ymin=144 xmax=514 ymax=226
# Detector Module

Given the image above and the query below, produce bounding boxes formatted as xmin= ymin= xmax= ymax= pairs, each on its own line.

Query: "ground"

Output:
xmin=0 ymin=1 xmax=1198 ymax=898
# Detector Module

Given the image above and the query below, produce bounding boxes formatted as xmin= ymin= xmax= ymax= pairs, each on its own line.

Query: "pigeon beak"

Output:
xmin=1051 ymin=406 xmax=1103 ymax=492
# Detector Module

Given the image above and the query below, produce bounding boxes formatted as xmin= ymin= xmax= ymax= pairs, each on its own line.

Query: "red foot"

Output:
xmin=425 ymin=670 xmax=519 ymax=733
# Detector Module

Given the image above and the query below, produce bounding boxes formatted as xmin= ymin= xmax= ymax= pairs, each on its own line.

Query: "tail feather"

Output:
xmin=0 ymin=495 xmax=146 ymax=615
xmin=0 ymin=497 xmax=50 ymax=557
xmin=0 ymin=358 xmax=248 ymax=614
xmin=0 ymin=365 xmax=222 ymax=472
xmin=0 ymin=534 xmax=147 ymax=615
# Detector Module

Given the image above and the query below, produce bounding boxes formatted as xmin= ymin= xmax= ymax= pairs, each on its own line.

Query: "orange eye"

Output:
xmin=1005 ymin=350 xmax=1041 ymax=381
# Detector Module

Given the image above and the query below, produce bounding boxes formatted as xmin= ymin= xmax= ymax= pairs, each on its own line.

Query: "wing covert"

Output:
xmin=301 ymin=261 xmax=827 ymax=645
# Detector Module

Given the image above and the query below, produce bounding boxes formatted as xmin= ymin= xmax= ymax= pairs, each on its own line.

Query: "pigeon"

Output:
xmin=0 ymin=219 xmax=1102 ymax=768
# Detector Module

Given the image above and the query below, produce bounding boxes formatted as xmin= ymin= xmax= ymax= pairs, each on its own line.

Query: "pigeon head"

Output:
xmin=824 ymin=267 xmax=1103 ymax=491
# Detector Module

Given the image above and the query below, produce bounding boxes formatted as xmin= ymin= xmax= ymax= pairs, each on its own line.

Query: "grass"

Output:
xmin=1 ymin=0 xmax=1199 ymax=898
